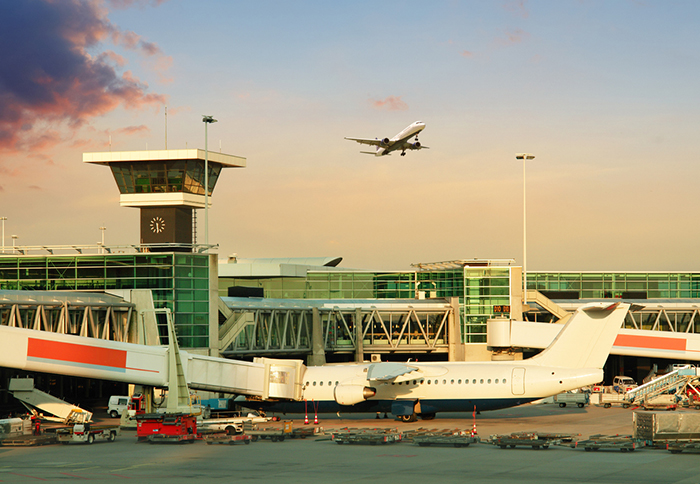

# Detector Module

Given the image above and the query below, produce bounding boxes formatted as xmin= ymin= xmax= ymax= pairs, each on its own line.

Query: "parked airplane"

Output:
xmin=252 ymin=302 xmax=629 ymax=421
xmin=345 ymin=121 xmax=428 ymax=156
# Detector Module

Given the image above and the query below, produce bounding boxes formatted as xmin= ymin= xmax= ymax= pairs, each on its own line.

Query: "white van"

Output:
xmin=108 ymin=396 xmax=130 ymax=418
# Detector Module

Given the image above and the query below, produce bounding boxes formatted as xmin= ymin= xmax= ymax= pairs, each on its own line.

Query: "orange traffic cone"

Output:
xmin=313 ymin=399 xmax=319 ymax=425
xmin=304 ymin=399 xmax=309 ymax=425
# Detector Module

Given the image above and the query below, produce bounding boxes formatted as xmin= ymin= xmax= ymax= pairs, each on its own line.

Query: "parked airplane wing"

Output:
xmin=366 ymin=362 xmax=418 ymax=381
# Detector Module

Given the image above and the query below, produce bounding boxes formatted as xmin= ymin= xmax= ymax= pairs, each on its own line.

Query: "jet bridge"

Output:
xmin=0 ymin=324 xmax=305 ymax=401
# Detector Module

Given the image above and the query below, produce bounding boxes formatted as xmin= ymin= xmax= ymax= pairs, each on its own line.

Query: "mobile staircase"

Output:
xmin=625 ymin=366 xmax=700 ymax=408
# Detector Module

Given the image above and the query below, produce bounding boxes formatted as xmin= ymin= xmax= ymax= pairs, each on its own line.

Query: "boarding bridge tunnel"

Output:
xmin=218 ymin=297 xmax=462 ymax=361
xmin=0 ymin=291 xmax=135 ymax=342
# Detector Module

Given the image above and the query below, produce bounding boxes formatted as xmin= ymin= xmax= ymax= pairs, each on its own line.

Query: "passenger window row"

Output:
xmin=304 ymin=378 xmax=508 ymax=387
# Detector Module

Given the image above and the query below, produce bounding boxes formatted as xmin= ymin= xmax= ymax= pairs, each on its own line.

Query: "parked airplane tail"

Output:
xmin=529 ymin=302 xmax=629 ymax=369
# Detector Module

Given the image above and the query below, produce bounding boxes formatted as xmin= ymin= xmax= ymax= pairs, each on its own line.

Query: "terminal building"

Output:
xmin=2 ymin=148 xmax=700 ymax=406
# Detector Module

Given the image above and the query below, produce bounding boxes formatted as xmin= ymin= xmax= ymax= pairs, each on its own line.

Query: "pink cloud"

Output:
xmin=495 ymin=28 xmax=530 ymax=47
xmin=370 ymin=96 xmax=409 ymax=111
xmin=503 ymin=0 xmax=529 ymax=19
xmin=0 ymin=0 xmax=168 ymax=154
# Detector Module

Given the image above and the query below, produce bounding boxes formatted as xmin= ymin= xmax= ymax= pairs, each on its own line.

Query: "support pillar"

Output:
xmin=448 ymin=297 xmax=465 ymax=361
xmin=307 ymin=307 xmax=326 ymax=366
xmin=355 ymin=308 xmax=364 ymax=363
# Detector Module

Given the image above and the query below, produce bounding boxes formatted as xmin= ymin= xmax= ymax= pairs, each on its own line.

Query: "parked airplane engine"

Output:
xmin=381 ymin=138 xmax=390 ymax=146
xmin=333 ymin=385 xmax=376 ymax=405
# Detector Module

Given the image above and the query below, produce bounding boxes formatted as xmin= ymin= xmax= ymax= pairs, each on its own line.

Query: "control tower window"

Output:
xmin=110 ymin=160 xmax=222 ymax=195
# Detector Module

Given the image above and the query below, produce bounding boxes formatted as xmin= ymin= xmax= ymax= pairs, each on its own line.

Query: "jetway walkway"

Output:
xmin=0 ymin=323 xmax=305 ymax=402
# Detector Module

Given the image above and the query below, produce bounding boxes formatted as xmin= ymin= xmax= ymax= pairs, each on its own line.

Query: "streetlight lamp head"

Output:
xmin=516 ymin=153 xmax=535 ymax=160
xmin=202 ymin=115 xmax=218 ymax=124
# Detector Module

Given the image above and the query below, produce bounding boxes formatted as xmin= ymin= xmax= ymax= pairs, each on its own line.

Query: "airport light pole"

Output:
xmin=100 ymin=225 xmax=106 ymax=254
xmin=202 ymin=115 xmax=217 ymax=248
xmin=0 ymin=217 xmax=6 ymax=254
xmin=516 ymin=153 xmax=535 ymax=304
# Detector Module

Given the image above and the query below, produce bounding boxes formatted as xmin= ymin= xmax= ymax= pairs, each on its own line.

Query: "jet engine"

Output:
xmin=380 ymin=138 xmax=390 ymax=146
xmin=333 ymin=385 xmax=376 ymax=406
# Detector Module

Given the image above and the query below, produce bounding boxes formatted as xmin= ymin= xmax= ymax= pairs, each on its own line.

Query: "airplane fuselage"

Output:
xmin=252 ymin=361 xmax=602 ymax=416
xmin=345 ymin=121 xmax=428 ymax=157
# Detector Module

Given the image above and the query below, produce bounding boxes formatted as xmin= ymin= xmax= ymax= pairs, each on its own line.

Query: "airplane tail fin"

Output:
xmin=529 ymin=302 xmax=629 ymax=369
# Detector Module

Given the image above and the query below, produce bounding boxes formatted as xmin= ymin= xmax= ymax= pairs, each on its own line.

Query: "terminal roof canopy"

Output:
xmin=83 ymin=150 xmax=246 ymax=196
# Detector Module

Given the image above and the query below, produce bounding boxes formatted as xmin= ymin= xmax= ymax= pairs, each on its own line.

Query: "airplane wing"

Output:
xmin=366 ymin=362 xmax=419 ymax=382
xmin=344 ymin=137 xmax=383 ymax=146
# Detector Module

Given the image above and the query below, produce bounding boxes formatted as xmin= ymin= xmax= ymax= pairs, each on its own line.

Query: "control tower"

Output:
xmin=84 ymin=149 xmax=246 ymax=249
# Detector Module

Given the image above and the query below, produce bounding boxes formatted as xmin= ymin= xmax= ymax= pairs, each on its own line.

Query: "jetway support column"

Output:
xmin=355 ymin=308 xmax=364 ymax=363
xmin=448 ymin=297 xmax=465 ymax=361
xmin=307 ymin=307 xmax=326 ymax=366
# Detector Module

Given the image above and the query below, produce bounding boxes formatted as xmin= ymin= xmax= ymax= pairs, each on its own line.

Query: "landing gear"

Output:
xmin=400 ymin=413 xmax=418 ymax=423
xmin=400 ymin=151 xmax=406 ymax=156
xmin=419 ymin=413 xmax=436 ymax=421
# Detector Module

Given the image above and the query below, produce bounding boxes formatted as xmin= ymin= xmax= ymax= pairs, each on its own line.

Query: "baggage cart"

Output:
xmin=489 ymin=432 xmax=573 ymax=450
xmin=204 ymin=433 xmax=252 ymax=445
xmin=331 ymin=428 xmax=402 ymax=445
xmin=569 ymin=434 xmax=643 ymax=452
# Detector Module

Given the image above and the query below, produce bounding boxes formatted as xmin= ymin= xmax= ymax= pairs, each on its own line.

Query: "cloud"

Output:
xmin=495 ymin=28 xmax=530 ymax=47
xmin=116 ymin=125 xmax=150 ymax=136
xmin=0 ymin=0 xmax=168 ymax=154
xmin=369 ymin=96 xmax=409 ymax=111
xmin=503 ymin=0 xmax=529 ymax=19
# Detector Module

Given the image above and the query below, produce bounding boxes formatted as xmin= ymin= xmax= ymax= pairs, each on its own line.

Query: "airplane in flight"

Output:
xmin=253 ymin=302 xmax=629 ymax=421
xmin=345 ymin=121 xmax=428 ymax=156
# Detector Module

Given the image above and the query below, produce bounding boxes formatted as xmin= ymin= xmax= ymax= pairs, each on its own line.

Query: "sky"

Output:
xmin=1 ymin=0 xmax=699 ymax=272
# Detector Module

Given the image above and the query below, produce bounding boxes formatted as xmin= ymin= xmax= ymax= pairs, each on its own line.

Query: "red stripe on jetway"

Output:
xmin=614 ymin=334 xmax=686 ymax=351
xmin=27 ymin=338 xmax=127 ymax=369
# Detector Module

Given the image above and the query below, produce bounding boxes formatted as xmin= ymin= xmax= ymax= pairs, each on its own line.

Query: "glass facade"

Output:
xmin=220 ymin=266 xmax=514 ymax=344
xmin=110 ymin=160 xmax=222 ymax=196
xmin=0 ymin=253 xmax=210 ymax=348
xmin=221 ymin=268 xmax=700 ymax=345
xmin=527 ymin=272 xmax=700 ymax=299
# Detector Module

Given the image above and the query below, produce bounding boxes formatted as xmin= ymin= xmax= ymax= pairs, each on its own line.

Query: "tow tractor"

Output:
xmin=57 ymin=422 xmax=120 ymax=445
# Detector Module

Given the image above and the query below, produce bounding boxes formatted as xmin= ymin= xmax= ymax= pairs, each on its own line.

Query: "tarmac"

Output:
xmin=1 ymin=404 xmax=699 ymax=483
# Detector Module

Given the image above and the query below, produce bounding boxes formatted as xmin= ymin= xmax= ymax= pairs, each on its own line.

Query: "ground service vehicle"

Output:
xmin=57 ymin=423 xmax=119 ymax=444
xmin=108 ymin=396 xmax=130 ymax=418
xmin=613 ymin=376 xmax=638 ymax=393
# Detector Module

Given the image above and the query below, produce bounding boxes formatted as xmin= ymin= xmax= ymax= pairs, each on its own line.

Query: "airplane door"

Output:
xmin=511 ymin=368 xmax=525 ymax=395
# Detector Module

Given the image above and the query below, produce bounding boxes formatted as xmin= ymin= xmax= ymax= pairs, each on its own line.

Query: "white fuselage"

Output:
xmin=376 ymin=121 xmax=425 ymax=156
xmin=259 ymin=361 xmax=602 ymax=415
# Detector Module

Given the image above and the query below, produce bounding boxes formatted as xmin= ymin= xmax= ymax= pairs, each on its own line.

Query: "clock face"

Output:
xmin=150 ymin=216 xmax=165 ymax=234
